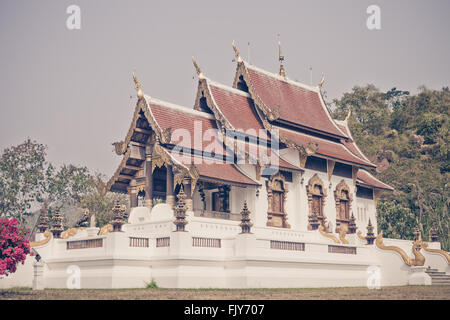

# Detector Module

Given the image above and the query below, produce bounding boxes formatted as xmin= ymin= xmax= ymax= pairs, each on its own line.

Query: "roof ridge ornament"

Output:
xmin=132 ymin=70 xmax=144 ymax=99
xmin=278 ymin=41 xmax=286 ymax=79
xmin=232 ymin=40 xmax=243 ymax=63
xmin=192 ymin=56 xmax=205 ymax=80
xmin=345 ymin=109 xmax=352 ymax=122
xmin=318 ymin=73 xmax=325 ymax=89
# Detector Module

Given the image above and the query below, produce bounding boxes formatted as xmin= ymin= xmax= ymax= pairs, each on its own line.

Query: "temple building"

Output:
xmin=4 ymin=42 xmax=448 ymax=290
xmin=107 ymin=42 xmax=392 ymax=236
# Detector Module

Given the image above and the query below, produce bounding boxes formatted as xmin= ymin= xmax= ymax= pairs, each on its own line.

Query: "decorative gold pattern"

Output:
xmin=334 ymin=179 xmax=353 ymax=234
xmin=98 ymin=224 xmax=113 ymax=236
xmin=61 ymin=227 xmax=86 ymax=239
xmin=132 ymin=70 xmax=144 ymax=99
xmin=318 ymin=225 xmax=340 ymax=244
xmin=318 ymin=73 xmax=325 ymax=89
xmin=422 ymin=242 xmax=450 ymax=264
xmin=375 ymin=232 xmax=425 ymax=266
xmin=278 ymin=41 xmax=286 ymax=78
xmin=266 ymin=172 xmax=290 ymax=228
xmin=192 ymin=56 xmax=204 ymax=79
xmin=306 ymin=174 xmax=327 ymax=229
xmin=327 ymin=160 xmax=335 ymax=181
xmin=357 ymin=230 xmax=367 ymax=241
xmin=339 ymin=228 xmax=349 ymax=244
xmin=232 ymin=40 xmax=242 ymax=62
xmin=352 ymin=167 xmax=359 ymax=186
xmin=30 ymin=231 xmax=52 ymax=247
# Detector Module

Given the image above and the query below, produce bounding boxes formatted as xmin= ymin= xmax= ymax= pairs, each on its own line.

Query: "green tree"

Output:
xmin=0 ymin=139 xmax=47 ymax=225
xmin=331 ymin=85 xmax=449 ymax=250
xmin=79 ymin=174 xmax=128 ymax=227
xmin=0 ymin=139 xmax=93 ymax=227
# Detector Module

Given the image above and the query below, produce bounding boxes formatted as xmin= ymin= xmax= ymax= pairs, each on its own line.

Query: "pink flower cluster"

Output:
xmin=0 ymin=218 xmax=31 ymax=276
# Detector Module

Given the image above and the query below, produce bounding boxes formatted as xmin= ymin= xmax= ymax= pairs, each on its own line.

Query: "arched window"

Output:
xmin=306 ymin=174 xmax=327 ymax=230
xmin=266 ymin=173 xmax=290 ymax=228
xmin=334 ymin=180 xmax=353 ymax=233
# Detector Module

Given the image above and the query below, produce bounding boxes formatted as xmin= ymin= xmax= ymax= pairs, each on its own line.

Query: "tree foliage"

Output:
xmin=331 ymin=85 xmax=449 ymax=250
xmin=79 ymin=174 xmax=128 ymax=227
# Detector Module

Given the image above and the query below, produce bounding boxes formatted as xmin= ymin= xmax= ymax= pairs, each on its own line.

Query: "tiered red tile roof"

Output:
xmin=148 ymin=98 xmax=228 ymax=156
xmin=171 ymin=153 xmax=260 ymax=187
xmin=109 ymin=49 xmax=394 ymax=193
xmin=207 ymin=81 xmax=270 ymax=141
xmin=243 ymin=63 xmax=348 ymax=139
xmin=276 ymin=127 xmax=375 ymax=168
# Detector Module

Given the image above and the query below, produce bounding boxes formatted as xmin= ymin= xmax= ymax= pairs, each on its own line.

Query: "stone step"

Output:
xmin=431 ymin=280 xmax=450 ymax=286
xmin=427 ymin=271 xmax=446 ymax=276
xmin=429 ymin=274 xmax=450 ymax=278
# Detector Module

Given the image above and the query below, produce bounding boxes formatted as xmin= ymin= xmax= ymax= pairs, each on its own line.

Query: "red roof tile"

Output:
xmin=148 ymin=99 xmax=227 ymax=156
xmin=336 ymin=122 xmax=374 ymax=165
xmin=244 ymin=64 xmax=347 ymax=139
xmin=233 ymin=139 xmax=302 ymax=171
xmin=171 ymin=153 xmax=260 ymax=186
xmin=276 ymin=127 xmax=375 ymax=168
xmin=208 ymin=82 xmax=270 ymax=141
xmin=357 ymin=169 xmax=394 ymax=191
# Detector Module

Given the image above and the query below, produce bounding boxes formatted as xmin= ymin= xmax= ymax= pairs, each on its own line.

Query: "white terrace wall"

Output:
xmin=1 ymin=205 xmax=448 ymax=289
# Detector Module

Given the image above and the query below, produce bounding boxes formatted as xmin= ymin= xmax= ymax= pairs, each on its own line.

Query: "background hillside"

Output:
xmin=331 ymin=85 xmax=449 ymax=250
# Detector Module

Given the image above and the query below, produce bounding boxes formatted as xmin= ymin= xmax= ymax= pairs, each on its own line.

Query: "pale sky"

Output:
xmin=0 ymin=0 xmax=449 ymax=178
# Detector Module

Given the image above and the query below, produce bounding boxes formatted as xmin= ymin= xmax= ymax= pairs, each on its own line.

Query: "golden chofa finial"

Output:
xmin=318 ymin=73 xmax=325 ymax=89
xmin=192 ymin=56 xmax=204 ymax=80
xmin=232 ymin=40 xmax=242 ymax=63
xmin=278 ymin=41 xmax=286 ymax=78
xmin=345 ymin=109 xmax=352 ymax=121
xmin=132 ymin=70 xmax=144 ymax=99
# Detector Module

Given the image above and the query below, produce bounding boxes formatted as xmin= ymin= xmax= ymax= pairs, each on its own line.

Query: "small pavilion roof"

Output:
xmin=275 ymin=126 xmax=375 ymax=168
xmin=335 ymin=120 xmax=375 ymax=165
xmin=171 ymin=153 xmax=260 ymax=187
xmin=356 ymin=169 xmax=394 ymax=191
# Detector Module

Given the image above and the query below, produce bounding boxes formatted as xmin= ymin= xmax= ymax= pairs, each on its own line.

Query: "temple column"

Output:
xmin=166 ymin=165 xmax=175 ymax=207
xmin=128 ymin=179 xmax=138 ymax=208
xmin=183 ymin=178 xmax=193 ymax=211
xmin=145 ymin=145 xmax=154 ymax=210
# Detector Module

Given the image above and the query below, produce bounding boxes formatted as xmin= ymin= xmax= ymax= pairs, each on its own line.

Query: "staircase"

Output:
xmin=426 ymin=267 xmax=450 ymax=285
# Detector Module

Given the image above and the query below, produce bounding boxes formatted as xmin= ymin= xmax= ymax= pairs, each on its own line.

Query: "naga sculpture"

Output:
xmin=318 ymin=225 xmax=340 ymax=244
xmin=422 ymin=242 xmax=450 ymax=264
xmin=30 ymin=230 xmax=52 ymax=247
xmin=375 ymin=232 xmax=425 ymax=266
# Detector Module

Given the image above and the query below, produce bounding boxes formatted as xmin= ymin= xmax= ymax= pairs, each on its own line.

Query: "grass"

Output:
xmin=0 ymin=285 xmax=449 ymax=300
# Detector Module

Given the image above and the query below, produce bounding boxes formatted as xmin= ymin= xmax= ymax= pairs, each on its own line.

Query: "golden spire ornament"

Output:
xmin=132 ymin=70 xmax=144 ymax=99
xmin=345 ymin=109 xmax=352 ymax=121
xmin=278 ymin=41 xmax=286 ymax=78
xmin=232 ymin=40 xmax=242 ymax=63
xmin=192 ymin=56 xmax=204 ymax=79
xmin=318 ymin=73 xmax=325 ymax=89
